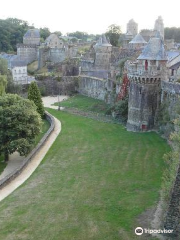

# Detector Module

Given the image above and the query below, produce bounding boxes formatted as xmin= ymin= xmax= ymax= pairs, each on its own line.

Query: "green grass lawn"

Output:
xmin=0 ymin=109 xmax=169 ymax=240
xmin=54 ymin=94 xmax=110 ymax=114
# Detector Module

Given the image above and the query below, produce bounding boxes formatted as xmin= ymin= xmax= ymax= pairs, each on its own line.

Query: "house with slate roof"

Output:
xmin=128 ymin=33 xmax=147 ymax=50
xmin=17 ymin=29 xmax=40 ymax=64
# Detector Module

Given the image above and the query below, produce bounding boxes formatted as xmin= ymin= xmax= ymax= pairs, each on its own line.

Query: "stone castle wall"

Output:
xmin=49 ymin=48 xmax=66 ymax=63
xmin=17 ymin=45 xmax=38 ymax=64
xmin=160 ymin=80 xmax=180 ymax=237
xmin=78 ymin=76 xmax=107 ymax=100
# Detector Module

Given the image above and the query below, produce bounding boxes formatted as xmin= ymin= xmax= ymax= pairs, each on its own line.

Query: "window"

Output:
xmin=145 ymin=60 xmax=148 ymax=70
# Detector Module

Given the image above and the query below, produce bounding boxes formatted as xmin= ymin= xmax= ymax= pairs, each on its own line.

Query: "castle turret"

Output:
xmin=127 ymin=19 xmax=138 ymax=37
xmin=93 ymin=35 xmax=112 ymax=69
xmin=154 ymin=16 xmax=164 ymax=40
xmin=127 ymin=35 xmax=168 ymax=131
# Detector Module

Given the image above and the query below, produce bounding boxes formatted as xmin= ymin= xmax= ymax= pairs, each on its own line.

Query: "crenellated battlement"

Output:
xmin=128 ymin=75 xmax=161 ymax=84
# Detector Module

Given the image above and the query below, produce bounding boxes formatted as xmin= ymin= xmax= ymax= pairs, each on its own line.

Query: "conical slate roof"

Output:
xmin=95 ymin=34 xmax=112 ymax=47
xmin=129 ymin=33 xmax=147 ymax=44
xmin=137 ymin=36 xmax=168 ymax=61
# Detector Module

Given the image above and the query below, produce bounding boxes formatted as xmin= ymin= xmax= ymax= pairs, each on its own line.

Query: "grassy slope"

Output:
xmin=0 ymin=109 xmax=169 ymax=240
xmin=54 ymin=94 xmax=110 ymax=114
xmin=34 ymin=119 xmax=50 ymax=145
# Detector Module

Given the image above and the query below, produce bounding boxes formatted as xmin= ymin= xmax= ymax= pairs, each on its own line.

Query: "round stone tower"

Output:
xmin=154 ymin=16 xmax=164 ymax=40
xmin=127 ymin=19 xmax=138 ymax=37
xmin=93 ymin=35 xmax=112 ymax=69
xmin=126 ymin=35 xmax=168 ymax=131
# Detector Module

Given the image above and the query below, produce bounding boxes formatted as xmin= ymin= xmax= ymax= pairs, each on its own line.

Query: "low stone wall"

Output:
xmin=0 ymin=111 xmax=55 ymax=190
xmin=37 ymin=76 xmax=78 ymax=96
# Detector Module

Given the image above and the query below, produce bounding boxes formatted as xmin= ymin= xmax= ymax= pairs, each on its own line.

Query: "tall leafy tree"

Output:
xmin=105 ymin=24 xmax=122 ymax=46
xmin=40 ymin=27 xmax=51 ymax=41
xmin=0 ymin=18 xmax=33 ymax=52
xmin=0 ymin=94 xmax=42 ymax=161
xmin=0 ymin=75 xmax=7 ymax=96
xmin=28 ymin=81 xmax=45 ymax=118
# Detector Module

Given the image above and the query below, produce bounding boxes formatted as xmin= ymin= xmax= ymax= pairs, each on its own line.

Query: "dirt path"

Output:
xmin=42 ymin=95 xmax=68 ymax=109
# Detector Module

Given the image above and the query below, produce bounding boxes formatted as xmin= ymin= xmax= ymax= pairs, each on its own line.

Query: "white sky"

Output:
xmin=0 ymin=0 xmax=180 ymax=35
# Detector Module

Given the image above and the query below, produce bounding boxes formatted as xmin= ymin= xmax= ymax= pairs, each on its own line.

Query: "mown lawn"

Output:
xmin=54 ymin=94 xmax=110 ymax=114
xmin=0 ymin=109 xmax=169 ymax=240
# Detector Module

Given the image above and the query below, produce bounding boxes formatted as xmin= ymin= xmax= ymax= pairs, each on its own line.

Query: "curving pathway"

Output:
xmin=0 ymin=96 xmax=64 ymax=202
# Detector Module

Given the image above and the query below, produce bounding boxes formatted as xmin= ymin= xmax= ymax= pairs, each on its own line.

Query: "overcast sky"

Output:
xmin=0 ymin=0 xmax=180 ymax=35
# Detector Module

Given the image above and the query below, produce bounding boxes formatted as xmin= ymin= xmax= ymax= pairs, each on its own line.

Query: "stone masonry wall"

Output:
xmin=78 ymin=76 xmax=107 ymax=100
xmin=161 ymin=80 xmax=180 ymax=237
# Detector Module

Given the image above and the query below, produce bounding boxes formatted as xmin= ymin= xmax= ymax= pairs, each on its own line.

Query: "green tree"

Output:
xmin=0 ymin=18 xmax=33 ymax=52
xmin=0 ymin=74 xmax=7 ymax=95
xmin=165 ymin=27 xmax=180 ymax=42
xmin=53 ymin=31 xmax=62 ymax=37
xmin=105 ymin=24 xmax=122 ymax=46
xmin=67 ymin=31 xmax=89 ymax=41
xmin=0 ymin=94 xmax=42 ymax=162
xmin=28 ymin=81 xmax=45 ymax=118
xmin=40 ymin=27 xmax=51 ymax=41
xmin=0 ymin=58 xmax=13 ymax=94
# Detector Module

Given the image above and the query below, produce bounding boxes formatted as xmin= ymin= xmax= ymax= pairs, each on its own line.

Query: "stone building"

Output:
xmin=154 ymin=16 xmax=164 ymax=40
xmin=93 ymin=35 xmax=112 ymax=69
xmin=140 ymin=29 xmax=157 ymax=42
xmin=127 ymin=35 xmax=168 ymax=131
xmin=128 ymin=33 xmax=147 ymax=50
xmin=121 ymin=32 xmax=134 ymax=48
xmin=11 ymin=63 xmax=28 ymax=84
xmin=17 ymin=29 xmax=40 ymax=64
xmin=23 ymin=29 xmax=40 ymax=45
xmin=45 ymin=33 xmax=65 ymax=48
xmin=127 ymin=19 xmax=138 ymax=37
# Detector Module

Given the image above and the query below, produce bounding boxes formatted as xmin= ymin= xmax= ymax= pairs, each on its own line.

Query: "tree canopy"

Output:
xmin=40 ymin=27 xmax=51 ymax=41
xmin=0 ymin=18 xmax=52 ymax=52
xmin=105 ymin=24 xmax=122 ymax=47
xmin=165 ymin=27 xmax=180 ymax=42
xmin=28 ymin=81 xmax=45 ymax=118
xmin=0 ymin=94 xmax=42 ymax=161
xmin=67 ymin=31 xmax=89 ymax=41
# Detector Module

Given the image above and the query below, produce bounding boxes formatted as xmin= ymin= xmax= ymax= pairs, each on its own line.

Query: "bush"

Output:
xmin=113 ymin=97 xmax=128 ymax=122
